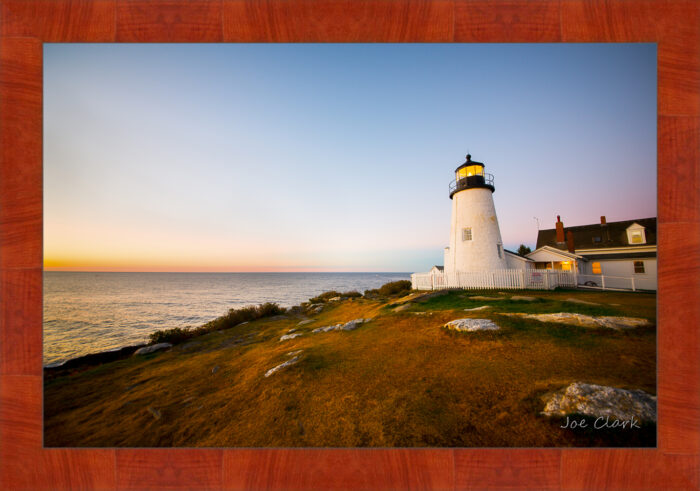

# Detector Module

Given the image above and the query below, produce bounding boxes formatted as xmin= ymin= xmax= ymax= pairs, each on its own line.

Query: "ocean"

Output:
xmin=43 ymin=271 xmax=410 ymax=367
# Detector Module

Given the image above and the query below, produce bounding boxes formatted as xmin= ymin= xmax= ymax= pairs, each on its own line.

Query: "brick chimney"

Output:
xmin=600 ymin=216 xmax=607 ymax=225
xmin=555 ymin=215 xmax=565 ymax=243
xmin=567 ymin=230 xmax=575 ymax=253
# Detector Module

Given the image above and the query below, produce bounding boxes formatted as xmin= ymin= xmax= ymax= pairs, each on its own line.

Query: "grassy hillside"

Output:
xmin=44 ymin=288 xmax=656 ymax=447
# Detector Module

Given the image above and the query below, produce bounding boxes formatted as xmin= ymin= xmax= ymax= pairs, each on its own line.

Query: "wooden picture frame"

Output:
xmin=1 ymin=0 xmax=698 ymax=489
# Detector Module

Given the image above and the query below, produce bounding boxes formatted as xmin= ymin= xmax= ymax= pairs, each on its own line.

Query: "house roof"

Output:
xmin=527 ymin=245 xmax=588 ymax=262
xmin=535 ymin=217 xmax=657 ymax=251
xmin=504 ymin=249 xmax=534 ymax=261
xmin=431 ymin=265 xmax=444 ymax=271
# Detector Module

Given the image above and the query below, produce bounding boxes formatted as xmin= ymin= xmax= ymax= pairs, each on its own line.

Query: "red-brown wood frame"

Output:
xmin=0 ymin=1 xmax=698 ymax=489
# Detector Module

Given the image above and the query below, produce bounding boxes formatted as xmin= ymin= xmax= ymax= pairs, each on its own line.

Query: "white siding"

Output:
xmin=584 ymin=258 xmax=657 ymax=290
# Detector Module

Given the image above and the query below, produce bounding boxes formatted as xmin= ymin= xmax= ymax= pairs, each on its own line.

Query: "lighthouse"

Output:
xmin=444 ymin=154 xmax=508 ymax=274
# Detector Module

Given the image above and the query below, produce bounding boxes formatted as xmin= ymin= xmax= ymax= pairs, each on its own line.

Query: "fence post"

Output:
xmin=601 ymin=276 xmax=605 ymax=290
xmin=631 ymin=276 xmax=636 ymax=292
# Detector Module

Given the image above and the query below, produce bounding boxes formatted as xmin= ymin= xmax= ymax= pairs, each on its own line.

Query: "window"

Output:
xmin=462 ymin=228 xmax=472 ymax=241
xmin=496 ymin=244 xmax=502 ymax=258
xmin=592 ymin=262 xmax=602 ymax=274
xmin=593 ymin=236 xmax=601 ymax=243
xmin=634 ymin=261 xmax=645 ymax=274
xmin=626 ymin=224 xmax=647 ymax=245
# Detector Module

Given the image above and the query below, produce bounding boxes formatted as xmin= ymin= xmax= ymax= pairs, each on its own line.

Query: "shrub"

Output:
xmin=308 ymin=290 xmax=361 ymax=303
xmin=364 ymin=280 xmax=412 ymax=298
xmin=149 ymin=302 xmax=286 ymax=345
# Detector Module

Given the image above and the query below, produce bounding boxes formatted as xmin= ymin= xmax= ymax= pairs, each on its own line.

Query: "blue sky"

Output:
xmin=44 ymin=43 xmax=656 ymax=272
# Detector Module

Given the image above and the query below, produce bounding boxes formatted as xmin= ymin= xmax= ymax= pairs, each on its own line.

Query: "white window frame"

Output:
xmin=633 ymin=260 xmax=645 ymax=274
xmin=626 ymin=224 xmax=647 ymax=245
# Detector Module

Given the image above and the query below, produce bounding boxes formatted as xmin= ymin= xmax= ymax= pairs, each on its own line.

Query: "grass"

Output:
xmin=44 ymin=287 xmax=656 ymax=447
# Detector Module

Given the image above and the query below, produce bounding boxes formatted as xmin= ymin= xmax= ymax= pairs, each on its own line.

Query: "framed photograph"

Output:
xmin=1 ymin=1 xmax=698 ymax=489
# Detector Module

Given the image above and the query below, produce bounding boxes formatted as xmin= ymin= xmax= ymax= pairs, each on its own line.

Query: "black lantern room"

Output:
xmin=448 ymin=154 xmax=495 ymax=199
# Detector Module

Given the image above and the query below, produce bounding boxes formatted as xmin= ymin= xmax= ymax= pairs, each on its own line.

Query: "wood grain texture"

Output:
xmin=0 ymin=375 xmax=116 ymax=490
xmin=0 ymin=269 xmax=42 ymax=375
xmin=223 ymin=0 xmax=454 ymax=42
xmin=116 ymin=449 xmax=223 ymax=490
xmin=561 ymin=0 xmax=700 ymax=116
xmin=1 ymin=0 xmax=116 ymax=41
xmin=454 ymin=0 xmax=560 ymax=42
xmin=0 ymin=38 xmax=42 ymax=271
xmin=222 ymin=449 xmax=454 ymax=490
xmin=657 ymin=222 xmax=700 ymax=454
xmin=116 ymin=0 xmax=223 ymax=42
xmin=658 ymin=117 xmax=700 ymax=223
xmin=454 ymin=449 xmax=560 ymax=490
xmin=0 ymin=0 xmax=697 ymax=489
xmin=561 ymin=450 xmax=699 ymax=490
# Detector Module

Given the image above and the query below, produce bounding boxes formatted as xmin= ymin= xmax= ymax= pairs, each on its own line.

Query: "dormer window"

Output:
xmin=626 ymin=223 xmax=647 ymax=245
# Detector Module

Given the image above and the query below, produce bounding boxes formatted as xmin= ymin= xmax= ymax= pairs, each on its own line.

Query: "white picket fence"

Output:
xmin=576 ymin=273 xmax=655 ymax=292
xmin=411 ymin=269 xmax=577 ymax=291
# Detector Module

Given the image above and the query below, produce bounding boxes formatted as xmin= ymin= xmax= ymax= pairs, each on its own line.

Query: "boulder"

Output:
xmin=264 ymin=356 xmax=301 ymax=377
xmin=328 ymin=296 xmax=342 ymax=302
xmin=510 ymin=295 xmax=536 ymax=301
xmin=501 ymin=312 xmax=651 ymax=330
xmin=287 ymin=350 xmax=303 ymax=357
xmin=279 ymin=333 xmax=303 ymax=342
xmin=464 ymin=305 xmax=490 ymax=311
xmin=312 ymin=318 xmax=372 ymax=333
xmin=541 ymin=382 xmax=656 ymax=423
xmin=297 ymin=319 xmax=314 ymax=326
xmin=341 ymin=318 xmax=371 ymax=331
xmin=133 ymin=343 xmax=172 ymax=356
xmin=393 ymin=303 xmax=412 ymax=312
xmin=445 ymin=318 xmax=500 ymax=332
xmin=312 ymin=324 xmax=342 ymax=333
xmin=211 ymin=365 xmax=219 ymax=374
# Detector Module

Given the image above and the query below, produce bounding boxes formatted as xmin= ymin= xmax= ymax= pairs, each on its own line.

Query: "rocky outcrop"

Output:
xmin=464 ymin=305 xmax=491 ymax=311
xmin=264 ymin=355 xmax=301 ymax=377
xmin=501 ymin=313 xmax=652 ymax=330
xmin=133 ymin=343 xmax=172 ymax=356
xmin=393 ymin=303 xmax=412 ymax=312
xmin=312 ymin=318 xmax=372 ymax=333
xmin=542 ymin=382 xmax=656 ymax=423
xmin=469 ymin=295 xmax=504 ymax=301
xmin=297 ymin=319 xmax=314 ymax=326
xmin=565 ymin=298 xmax=600 ymax=305
xmin=510 ymin=295 xmax=536 ymax=301
xmin=279 ymin=333 xmax=303 ymax=342
xmin=445 ymin=318 xmax=500 ymax=332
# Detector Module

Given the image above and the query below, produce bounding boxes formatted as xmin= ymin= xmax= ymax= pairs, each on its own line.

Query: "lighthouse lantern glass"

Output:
xmin=457 ymin=165 xmax=484 ymax=179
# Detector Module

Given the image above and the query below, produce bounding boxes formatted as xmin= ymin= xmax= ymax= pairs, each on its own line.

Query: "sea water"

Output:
xmin=43 ymin=271 xmax=409 ymax=367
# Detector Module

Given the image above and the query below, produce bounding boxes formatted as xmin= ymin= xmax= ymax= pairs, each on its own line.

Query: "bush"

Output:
xmin=364 ymin=280 xmax=412 ymax=298
xmin=149 ymin=302 xmax=286 ymax=345
xmin=308 ymin=290 xmax=361 ymax=303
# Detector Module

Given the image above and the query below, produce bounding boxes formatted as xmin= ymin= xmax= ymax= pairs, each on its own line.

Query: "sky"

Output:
xmin=44 ymin=43 xmax=656 ymax=272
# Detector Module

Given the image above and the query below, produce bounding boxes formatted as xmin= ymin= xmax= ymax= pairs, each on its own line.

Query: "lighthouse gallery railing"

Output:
xmin=448 ymin=173 xmax=495 ymax=195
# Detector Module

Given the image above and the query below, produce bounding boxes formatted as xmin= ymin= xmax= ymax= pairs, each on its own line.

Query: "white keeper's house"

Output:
xmin=411 ymin=153 xmax=657 ymax=291
xmin=527 ymin=215 xmax=657 ymax=291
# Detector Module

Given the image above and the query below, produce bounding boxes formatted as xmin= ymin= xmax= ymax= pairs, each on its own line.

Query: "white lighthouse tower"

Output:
xmin=444 ymin=154 xmax=508 ymax=274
